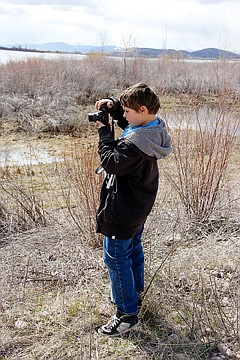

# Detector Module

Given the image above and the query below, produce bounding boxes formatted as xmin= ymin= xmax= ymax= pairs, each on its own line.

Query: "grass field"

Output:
xmin=0 ymin=55 xmax=240 ymax=359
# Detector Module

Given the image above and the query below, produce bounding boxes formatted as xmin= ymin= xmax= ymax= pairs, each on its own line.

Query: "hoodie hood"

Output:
xmin=122 ymin=116 xmax=172 ymax=159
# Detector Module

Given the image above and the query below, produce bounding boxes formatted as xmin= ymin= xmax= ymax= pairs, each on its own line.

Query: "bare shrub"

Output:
xmin=0 ymin=169 xmax=47 ymax=233
xmin=53 ymin=139 xmax=103 ymax=247
xmin=127 ymin=56 xmax=240 ymax=98
xmin=0 ymin=201 xmax=9 ymax=233
xmin=0 ymin=55 xmax=239 ymax=137
xmin=16 ymin=106 xmax=88 ymax=135
xmin=0 ymin=56 xmax=238 ymax=102
xmin=164 ymin=103 xmax=239 ymax=226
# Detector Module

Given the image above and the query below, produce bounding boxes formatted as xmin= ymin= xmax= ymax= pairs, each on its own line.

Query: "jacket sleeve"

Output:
xmin=107 ymin=97 xmax=128 ymax=130
xmin=98 ymin=125 xmax=142 ymax=176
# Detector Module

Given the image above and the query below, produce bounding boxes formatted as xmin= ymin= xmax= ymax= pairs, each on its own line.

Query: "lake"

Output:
xmin=0 ymin=49 xmax=224 ymax=65
xmin=0 ymin=49 xmax=86 ymax=64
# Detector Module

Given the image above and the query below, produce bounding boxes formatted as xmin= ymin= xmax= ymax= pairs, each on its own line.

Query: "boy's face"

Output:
xmin=123 ymin=106 xmax=151 ymax=127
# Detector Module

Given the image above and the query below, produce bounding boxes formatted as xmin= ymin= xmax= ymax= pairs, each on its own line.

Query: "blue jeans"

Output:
xmin=103 ymin=226 xmax=144 ymax=315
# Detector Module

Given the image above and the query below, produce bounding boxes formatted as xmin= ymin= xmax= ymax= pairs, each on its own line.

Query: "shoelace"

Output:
xmin=106 ymin=315 xmax=121 ymax=330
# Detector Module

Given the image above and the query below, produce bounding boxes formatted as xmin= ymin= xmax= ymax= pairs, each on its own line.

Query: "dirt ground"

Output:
xmin=0 ymin=216 xmax=240 ymax=359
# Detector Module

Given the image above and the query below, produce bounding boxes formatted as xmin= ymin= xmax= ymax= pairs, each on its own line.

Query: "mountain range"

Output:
xmin=5 ymin=42 xmax=240 ymax=60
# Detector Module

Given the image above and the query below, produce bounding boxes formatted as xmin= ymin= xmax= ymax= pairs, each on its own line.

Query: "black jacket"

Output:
xmin=96 ymin=99 xmax=172 ymax=239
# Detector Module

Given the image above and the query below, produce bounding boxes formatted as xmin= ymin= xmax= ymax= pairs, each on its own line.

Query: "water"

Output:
xmin=0 ymin=143 xmax=62 ymax=167
xmin=0 ymin=49 xmax=223 ymax=65
xmin=0 ymin=49 xmax=86 ymax=64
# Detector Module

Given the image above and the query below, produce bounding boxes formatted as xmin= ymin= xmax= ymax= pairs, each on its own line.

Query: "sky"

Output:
xmin=0 ymin=0 xmax=239 ymax=52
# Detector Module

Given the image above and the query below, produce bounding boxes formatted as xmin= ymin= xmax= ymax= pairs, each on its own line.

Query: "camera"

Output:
xmin=88 ymin=104 xmax=109 ymax=125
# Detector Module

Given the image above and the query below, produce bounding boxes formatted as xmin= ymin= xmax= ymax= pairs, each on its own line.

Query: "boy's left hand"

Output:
xmin=95 ymin=99 xmax=114 ymax=110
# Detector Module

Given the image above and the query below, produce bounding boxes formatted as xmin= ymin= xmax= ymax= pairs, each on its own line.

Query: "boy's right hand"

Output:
xmin=95 ymin=121 xmax=107 ymax=129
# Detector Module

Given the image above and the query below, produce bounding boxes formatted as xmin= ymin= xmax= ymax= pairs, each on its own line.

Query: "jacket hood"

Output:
xmin=123 ymin=117 xmax=172 ymax=159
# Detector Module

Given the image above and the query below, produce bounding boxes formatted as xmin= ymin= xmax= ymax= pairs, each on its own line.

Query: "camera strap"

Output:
xmin=111 ymin=117 xmax=115 ymax=139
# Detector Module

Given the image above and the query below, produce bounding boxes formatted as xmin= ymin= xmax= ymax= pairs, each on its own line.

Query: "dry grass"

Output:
xmin=0 ymin=56 xmax=239 ymax=137
xmin=0 ymin=205 xmax=239 ymax=359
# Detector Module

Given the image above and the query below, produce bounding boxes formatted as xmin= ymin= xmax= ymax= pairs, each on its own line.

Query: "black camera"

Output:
xmin=88 ymin=104 xmax=109 ymax=125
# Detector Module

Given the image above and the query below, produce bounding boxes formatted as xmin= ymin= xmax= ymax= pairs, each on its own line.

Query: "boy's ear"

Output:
xmin=140 ymin=105 xmax=148 ymax=114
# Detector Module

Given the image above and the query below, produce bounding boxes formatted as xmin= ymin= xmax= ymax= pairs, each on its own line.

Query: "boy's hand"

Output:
xmin=96 ymin=121 xmax=106 ymax=129
xmin=95 ymin=99 xmax=114 ymax=110
xmin=95 ymin=99 xmax=114 ymax=128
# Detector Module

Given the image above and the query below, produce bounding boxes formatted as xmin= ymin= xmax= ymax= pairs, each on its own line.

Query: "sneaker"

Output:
xmin=98 ymin=313 xmax=139 ymax=337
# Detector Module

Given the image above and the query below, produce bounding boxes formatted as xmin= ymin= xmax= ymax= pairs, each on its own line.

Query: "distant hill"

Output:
xmin=3 ymin=42 xmax=240 ymax=59
xmin=130 ymin=47 xmax=240 ymax=59
xmin=190 ymin=48 xmax=240 ymax=59
xmin=14 ymin=42 xmax=121 ymax=54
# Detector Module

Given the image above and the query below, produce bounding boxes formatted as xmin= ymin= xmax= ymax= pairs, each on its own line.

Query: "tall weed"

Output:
xmin=0 ymin=56 xmax=239 ymax=136
xmin=54 ymin=140 xmax=103 ymax=247
xmin=165 ymin=103 xmax=239 ymax=224
xmin=0 ymin=166 xmax=47 ymax=233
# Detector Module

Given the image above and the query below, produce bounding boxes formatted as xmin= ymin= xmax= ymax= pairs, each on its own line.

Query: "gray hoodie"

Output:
xmin=122 ymin=117 xmax=172 ymax=159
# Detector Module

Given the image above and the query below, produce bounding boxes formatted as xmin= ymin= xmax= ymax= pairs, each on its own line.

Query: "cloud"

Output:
xmin=0 ymin=3 xmax=29 ymax=16
xmin=0 ymin=0 xmax=239 ymax=51
xmin=0 ymin=5 xmax=8 ymax=14
xmin=1 ymin=0 xmax=92 ymax=4
xmin=197 ymin=0 xmax=239 ymax=3
xmin=0 ymin=1 xmax=108 ymax=45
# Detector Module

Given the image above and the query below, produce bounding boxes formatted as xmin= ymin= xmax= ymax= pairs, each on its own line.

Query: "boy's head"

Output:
xmin=120 ymin=83 xmax=160 ymax=115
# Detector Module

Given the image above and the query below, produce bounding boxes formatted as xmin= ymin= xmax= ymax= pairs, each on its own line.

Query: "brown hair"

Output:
xmin=120 ymin=83 xmax=160 ymax=114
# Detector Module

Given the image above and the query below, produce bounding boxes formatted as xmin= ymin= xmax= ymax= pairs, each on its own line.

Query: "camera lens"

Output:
xmin=88 ymin=113 xmax=96 ymax=122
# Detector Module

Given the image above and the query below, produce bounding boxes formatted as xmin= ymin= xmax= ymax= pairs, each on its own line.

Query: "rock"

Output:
xmin=15 ymin=319 xmax=27 ymax=329
xmin=168 ymin=333 xmax=179 ymax=343
xmin=211 ymin=270 xmax=223 ymax=278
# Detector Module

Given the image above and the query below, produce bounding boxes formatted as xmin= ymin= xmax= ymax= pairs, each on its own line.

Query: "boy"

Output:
xmin=95 ymin=83 xmax=172 ymax=337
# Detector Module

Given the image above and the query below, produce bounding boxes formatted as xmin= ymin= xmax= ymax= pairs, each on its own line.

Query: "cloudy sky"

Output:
xmin=0 ymin=0 xmax=239 ymax=51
